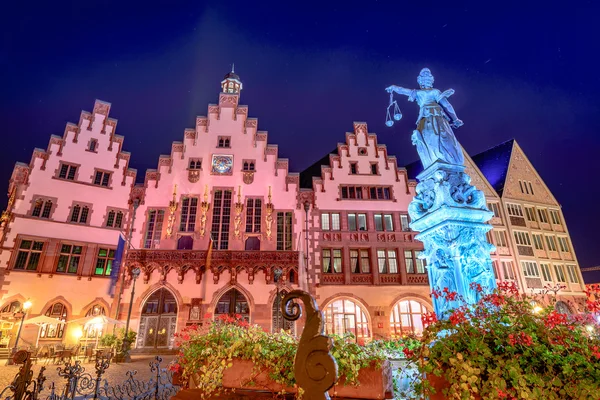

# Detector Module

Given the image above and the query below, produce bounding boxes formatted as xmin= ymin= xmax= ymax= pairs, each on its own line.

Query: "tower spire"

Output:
xmin=221 ymin=65 xmax=243 ymax=94
xmin=231 ymin=63 xmax=235 ymax=73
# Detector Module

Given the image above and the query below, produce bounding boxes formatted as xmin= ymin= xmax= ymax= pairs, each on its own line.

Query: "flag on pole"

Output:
xmin=108 ymin=233 xmax=126 ymax=298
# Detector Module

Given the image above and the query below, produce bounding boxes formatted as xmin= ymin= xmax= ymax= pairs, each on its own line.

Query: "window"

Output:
xmin=211 ymin=190 xmax=232 ymax=250
xmin=324 ymin=299 xmax=370 ymax=341
xmin=370 ymin=163 xmax=378 ymax=175
xmin=276 ymin=212 xmax=293 ymax=251
xmin=144 ymin=210 xmax=164 ymax=249
xmin=553 ymin=264 xmax=566 ymax=282
xmin=557 ymin=237 xmax=570 ymax=253
xmin=545 ymin=235 xmax=558 ymax=252
xmin=321 ymin=213 xmax=340 ymax=231
xmin=1 ymin=301 xmax=21 ymax=314
xmin=245 ymin=198 xmax=262 ymax=233
xmin=549 ymin=210 xmax=561 ymax=225
xmin=40 ymin=303 xmax=67 ymax=339
xmin=537 ymin=209 xmax=549 ymax=224
xmin=340 ymin=186 xmax=364 ymax=200
xmin=88 ymin=139 xmax=97 ymax=152
xmin=540 ymin=263 xmax=552 ymax=282
xmin=350 ymin=163 xmax=357 ymax=174
xmin=566 ymin=265 xmax=579 ymax=283
xmin=106 ymin=210 xmax=124 ymax=228
xmin=348 ymin=213 xmax=367 ymax=231
xmin=501 ymin=261 xmax=515 ymax=280
xmin=322 ymin=249 xmax=342 ymax=273
xmin=377 ymin=249 xmax=398 ymax=273
xmin=93 ymin=171 xmax=111 ymax=187
xmin=513 ymin=231 xmax=532 ymax=246
xmin=390 ymin=300 xmax=428 ymax=336
xmin=83 ymin=305 xmax=106 ymax=339
xmin=405 ymin=250 xmax=426 ymax=274
xmin=519 ymin=180 xmax=524 ymax=194
xmin=189 ymin=159 xmax=202 ymax=170
xmin=58 ymin=163 xmax=77 ymax=181
xmin=506 ymin=204 xmax=523 ymax=217
xmin=13 ymin=240 xmax=44 ymax=271
xmin=215 ymin=289 xmax=249 ymax=321
xmin=521 ymin=261 xmax=539 ymax=278
xmin=494 ymin=230 xmax=508 ymax=247
xmin=528 ymin=181 xmax=534 ymax=195
xmin=531 ymin=233 xmax=544 ymax=250
xmin=524 ymin=207 xmax=536 ymax=222
xmin=369 ymin=186 xmax=392 ymax=200
xmin=400 ymin=215 xmax=410 ymax=231
xmin=179 ymin=197 xmax=198 ymax=232
xmin=31 ymin=198 xmax=53 ymax=219
xmin=374 ymin=214 xmax=394 ymax=232
xmin=243 ymin=161 xmax=255 ymax=171
xmin=70 ymin=204 xmax=90 ymax=224
xmin=217 ymin=136 xmax=231 ymax=148
xmin=350 ymin=249 xmax=370 ymax=273
xmin=94 ymin=248 xmax=115 ymax=275
xmin=487 ymin=202 xmax=501 ymax=218
xmin=56 ymin=244 xmax=83 ymax=274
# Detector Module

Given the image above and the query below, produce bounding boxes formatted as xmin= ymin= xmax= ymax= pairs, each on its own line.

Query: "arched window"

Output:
xmin=1 ymin=301 xmax=21 ymax=314
xmin=139 ymin=289 xmax=178 ymax=349
xmin=323 ymin=298 xmax=370 ymax=341
xmin=555 ymin=301 xmax=572 ymax=315
xmin=71 ymin=205 xmax=81 ymax=222
xmin=32 ymin=199 xmax=53 ymax=219
xmin=215 ymin=288 xmax=250 ymax=322
xmin=80 ymin=206 xmax=89 ymax=224
xmin=390 ymin=299 xmax=429 ymax=336
xmin=115 ymin=212 xmax=123 ymax=228
xmin=40 ymin=302 xmax=68 ymax=339
xmin=32 ymin=199 xmax=43 ymax=217
xmin=272 ymin=290 xmax=295 ymax=334
xmin=106 ymin=211 xmax=116 ymax=227
xmin=83 ymin=305 xmax=106 ymax=339
xmin=289 ymin=269 xmax=296 ymax=284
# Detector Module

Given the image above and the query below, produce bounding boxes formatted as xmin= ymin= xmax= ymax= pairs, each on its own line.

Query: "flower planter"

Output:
xmin=427 ymin=373 xmax=481 ymax=400
xmin=174 ymin=358 xmax=393 ymax=400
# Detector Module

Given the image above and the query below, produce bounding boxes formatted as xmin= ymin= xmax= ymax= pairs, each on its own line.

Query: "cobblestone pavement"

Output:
xmin=0 ymin=354 xmax=176 ymax=397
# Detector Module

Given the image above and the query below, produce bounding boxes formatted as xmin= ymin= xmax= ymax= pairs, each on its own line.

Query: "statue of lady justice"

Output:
xmin=386 ymin=68 xmax=465 ymax=169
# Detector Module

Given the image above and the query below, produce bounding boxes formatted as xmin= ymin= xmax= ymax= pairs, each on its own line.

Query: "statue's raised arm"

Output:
xmin=385 ymin=85 xmax=414 ymax=97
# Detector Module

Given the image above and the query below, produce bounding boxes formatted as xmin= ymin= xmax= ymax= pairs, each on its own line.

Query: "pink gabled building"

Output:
xmin=0 ymin=70 xmax=587 ymax=354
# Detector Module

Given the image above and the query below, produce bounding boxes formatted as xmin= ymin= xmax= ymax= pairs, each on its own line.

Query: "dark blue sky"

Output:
xmin=1 ymin=1 xmax=599 ymax=277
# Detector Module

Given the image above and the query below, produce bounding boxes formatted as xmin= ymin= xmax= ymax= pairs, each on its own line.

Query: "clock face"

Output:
xmin=211 ymin=154 xmax=233 ymax=174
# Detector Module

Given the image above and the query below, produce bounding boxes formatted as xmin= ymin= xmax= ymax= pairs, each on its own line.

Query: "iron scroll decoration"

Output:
xmin=281 ymin=290 xmax=338 ymax=400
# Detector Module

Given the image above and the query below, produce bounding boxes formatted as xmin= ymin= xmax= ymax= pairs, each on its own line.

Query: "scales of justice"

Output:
xmin=384 ymin=68 xmax=497 ymax=318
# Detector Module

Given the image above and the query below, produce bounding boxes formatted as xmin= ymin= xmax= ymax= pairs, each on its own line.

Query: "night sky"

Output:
xmin=2 ymin=2 xmax=599 ymax=277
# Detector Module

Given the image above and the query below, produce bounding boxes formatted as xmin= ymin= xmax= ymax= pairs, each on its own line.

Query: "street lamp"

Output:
xmin=123 ymin=267 xmax=141 ymax=362
xmin=273 ymin=268 xmax=283 ymax=332
xmin=8 ymin=300 xmax=32 ymax=365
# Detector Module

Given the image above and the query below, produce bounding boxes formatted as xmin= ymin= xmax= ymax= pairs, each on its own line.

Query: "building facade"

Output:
xmin=0 ymin=71 xmax=587 ymax=352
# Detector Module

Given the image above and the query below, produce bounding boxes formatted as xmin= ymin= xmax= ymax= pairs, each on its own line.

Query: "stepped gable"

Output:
xmin=470 ymin=139 xmax=514 ymax=196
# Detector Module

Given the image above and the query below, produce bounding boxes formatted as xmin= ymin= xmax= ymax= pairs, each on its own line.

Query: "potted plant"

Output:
xmin=99 ymin=328 xmax=137 ymax=362
xmin=170 ymin=314 xmax=393 ymax=399
xmin=400 ymin=282 xmax=600 ymax=399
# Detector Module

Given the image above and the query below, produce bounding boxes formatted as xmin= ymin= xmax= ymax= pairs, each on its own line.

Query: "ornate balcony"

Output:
xmin=125 ymin=249 xmax=299 ymax=285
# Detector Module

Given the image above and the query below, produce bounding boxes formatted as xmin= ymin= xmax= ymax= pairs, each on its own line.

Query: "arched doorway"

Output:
xmin=272 ymin=290 xmax=295 ymax=334
xmin=323 ymin=298 xmax=370 ymax=342
xmin=215 ymin=288 xmax=250 ymax=322
xmin=138 ymin=288 xmax=178 ymax=349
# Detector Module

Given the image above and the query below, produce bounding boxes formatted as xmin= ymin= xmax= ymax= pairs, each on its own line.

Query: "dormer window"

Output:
xmin=218 ymin=136 xmax=231 ymax=148
xmin=189 ymin=159 xmax=202 ymax=170
xmin=370 ymin=163 xmax=378 ymax=175
xmin=350 ymin=163 xmax=357 ymax=175
xmin=243 ymin=160 xmax=255 ymax=171
xmin=88 ymin=139 xmax=98 ymax=152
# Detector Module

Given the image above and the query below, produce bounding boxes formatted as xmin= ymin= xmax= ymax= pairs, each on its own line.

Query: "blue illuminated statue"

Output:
xmin=386 ymin=68 xmax=497 ymax=318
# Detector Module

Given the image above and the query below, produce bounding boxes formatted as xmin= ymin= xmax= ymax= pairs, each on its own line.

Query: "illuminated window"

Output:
xmin=215 ymin=289 xmax=249 ymax=321
xmin=94 ymin=248 xmax=115 ymax=275
xmin=179 ymin=197 xmax=198 ymax=232
xmin=1 ymin=301 xmax=21 ymax=313
xmin=374 ymin=214 xmax=394 ymax=232
xmin=400 ymin=215 xmax=410 ymax=231
xmin=557 ymin=237 xmax=570 ymax=253
xmin=83 ymin=305 xmax=106 ymax=339
xmin=348 ymin=213 xmax=367 ymax=231
xmin=549 ymin=210 xmax=561 ymax=225
xmin=144 ymin=210 xmax=164 ymax=249
xmin=211 ymin=190 xmax=232 ymax=250
xmin=276 ymin=212 xmax=293 ymax=250
xmin=324 ymin=299 xmax=370 ymax=341
xmin=13 ymin=240 xmax=44 ymax=271
xmin=566 ymin=265 xmax=579 ymax=283
xmin=545 ymin=235 xmax=558 ymax=252
xmin=40 ymin=303 xmax=67 ymax=339
xmin=390 ymin=300 xmax=429 ymax=336
xmin=405 ymin=250 xmax=426 ymax=274
xmin=537 ymin=209 xmax=549 ymax=224
xmin=532 ymin=233 xmax=544 ymax=250
xmin=553 ymin=264 xmax=566 ymax=282
xmin=540 ymin=263 xmax=552 ymax=282
xmin=350 ymin=249 xmax=370 ymax=273
xmin=321 ymin=213 xmax=340 ymax=231
xmin=521 ymin=261 xmax=539 ymax=278
xmin=55 ymin=244 xmax=83 ymax=274
xmin=245 ymin=198 xmax=262 ymax=233
xmin=524 ymin=207 xmax=536 ymax=222
xmin=322 ymin=249 xmax=342 ymax=273
xmin=377 ymin=249 xmax=398 ymax=273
